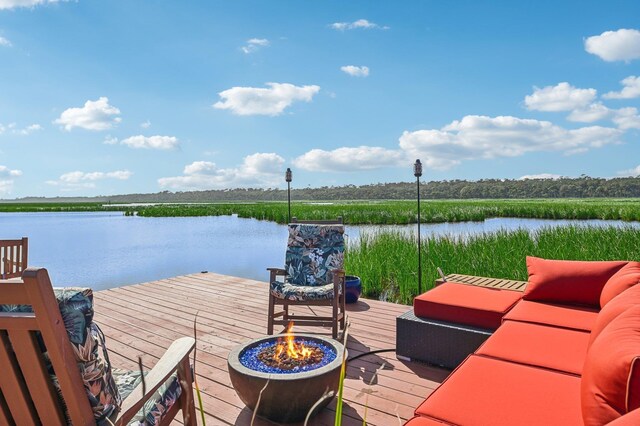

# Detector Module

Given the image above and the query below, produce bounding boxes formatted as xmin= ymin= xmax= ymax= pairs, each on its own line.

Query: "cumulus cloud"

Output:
xmin=612 ymin=107 xmax=640 ymax=130
xmin=0 ymin=165 xmax=23 ymax=194
xmin=399 ymin=115 xmax=623 ymax=170
xmin=158 ymin=153 xmax=285 ymax=190
xmin=603 ymin=76 xmax=640 ymax=99
xmin=241 ymin=38 xmax=269 ymax=54
xmin=524 ymin=82 xmax=597 ymax=112
xmin=119 ymin=135 xmax=179 ymax=150
xmin=140 ymin=120 xmax=151 ymax=129
xmin=213 ymin=82 xmax=320 ymax=116
xmin=618 ymin=165 xmax=640 ymax=177
xmin=0 ymin=165 xmax=22 ymax=178
xmin=519 ymin=174 xmax=562 ymax=180
xmin=330 ymin=19 xmax=389 ymax=31
xmin=0 ymin=36 xmax=11 ymax=47
xmin=55 ymin=97 xmax=121 ymax=131
xmin=567 ymin=103 xmax=612 ymax=123
xmin=46 ymin=170 xmax=132 ymax=190
xmin=340 ymin=65 xmax=369 ymax=77
xmin=585 ymin=29 xmax=640 ymax=62
xmin=0 ymin=0 xmax=65 ymax=9
xmin=295 ymin=147 xmax=404 ymax=172
xmin=14 ymin=123 xmax=42 ymax=135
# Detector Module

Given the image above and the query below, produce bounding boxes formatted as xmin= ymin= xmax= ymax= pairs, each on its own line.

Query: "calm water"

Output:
xmin=1 ymin=212 xmax=638 ymax=290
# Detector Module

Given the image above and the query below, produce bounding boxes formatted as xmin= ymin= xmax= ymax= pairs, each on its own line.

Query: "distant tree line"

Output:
xmin=5 ymin=176 xmax=640 ymax=203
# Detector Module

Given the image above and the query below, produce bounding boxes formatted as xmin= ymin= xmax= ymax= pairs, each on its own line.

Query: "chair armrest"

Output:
xmin=114 ymin=336 xmax=195 ymax=425
xmin=268 ymin=267 xmax=287 ymax=282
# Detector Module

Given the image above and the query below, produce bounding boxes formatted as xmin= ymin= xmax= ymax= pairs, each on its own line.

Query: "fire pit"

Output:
xmin=228 ymin=324 xmax=346 ymax=423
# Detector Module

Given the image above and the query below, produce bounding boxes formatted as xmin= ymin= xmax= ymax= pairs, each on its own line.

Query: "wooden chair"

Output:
xmin=0 ymin=267 xmax=197 ymax=425
xmin=1 ymin=237 xmax=28 ymax=280
xmin=291 ymin=216 xmax=343 ymax=225
xmin=267 ymin=221 xmax=346 ymax=338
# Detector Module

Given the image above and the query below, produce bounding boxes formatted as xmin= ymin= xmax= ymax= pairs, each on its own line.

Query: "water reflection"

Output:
xmin=1 ymin=212 xmax=637 ymax=290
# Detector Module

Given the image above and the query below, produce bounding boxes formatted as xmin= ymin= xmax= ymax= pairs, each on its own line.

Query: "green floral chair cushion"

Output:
xmin=270 ymin=280 xmax=342 ymax=301
xmin=285 ymin=224 xmax=345 ymax=286
xmin=0 ymin=287 xmax=121 ymax=424
xmin=112 ymin=368 xmax=182 ymax=426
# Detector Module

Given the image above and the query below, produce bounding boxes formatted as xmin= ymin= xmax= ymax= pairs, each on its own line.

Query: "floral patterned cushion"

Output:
xmin=112 ymin=368 xmax=182 ymax=426
xmin=270 ymin=280 xmax=342 ymax=301
xmin=0 ymin=287 xmax=121 ymax=424
xmin=285 ymin=224 xmax=345 ymax=286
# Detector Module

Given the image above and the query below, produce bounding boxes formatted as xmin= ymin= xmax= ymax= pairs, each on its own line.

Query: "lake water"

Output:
xmin=1 ymin=212 xmax=638 ymax=291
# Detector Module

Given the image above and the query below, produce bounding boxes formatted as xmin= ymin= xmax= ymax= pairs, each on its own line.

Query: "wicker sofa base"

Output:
xmin=396 ymin=310 xmax=493 ymax=370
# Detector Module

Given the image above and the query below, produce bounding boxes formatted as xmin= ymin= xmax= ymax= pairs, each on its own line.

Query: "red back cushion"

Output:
xmin=524 ymin=257 xmax=628 ymax=308
xmin=581 ymin=306 xmax=640 ymax=425
xmin=590 ymin=284 xmax=640 ymax=347
xmin=601 ymin=262 xmax=640 ymax=308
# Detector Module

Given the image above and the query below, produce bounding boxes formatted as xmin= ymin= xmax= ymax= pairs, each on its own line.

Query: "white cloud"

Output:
xmin=524 ymin=82 xmax=597 ymax=112
xmin=241 ymin=38 xmax=269 ymax=54
xmin=585 ymin=29 xmax=640 ymax=62
xmin=103 ymin=135 xmax=118 ymax=145
xmin=340 ymin=65 xmax=369 ymax=77
xmin=519 ymin=174 xmax=562 ymax=180
xmin=119 ymin=135 xmax=179 ymax=150
xmin=399 ymin=115 xmax=623 ymax=170
xmin=618 ymin=165 xmax=640 ymax=177
xmin=11 ymin=123 xmax=42 ymax=135
xmin=213 ymin=82 xmax=320 ymax=116
xmin=612 ymin=107 xmax=640 ymax=130
xmin=0 ymin=165 xmax=22 ymax=195
xmin=0 ymin=36 xmax=11 ymax=47
xmin=46 ymin=170 xmax=132 ymax=190
xmin=54 ymin=97 xmax=122 ymax=131
xmin=567 ymin=103 xmax=612 ymax=123
xmin=158 ymin=153 xmax=285 ymax=190
xmin=330 ymin=19 xmax=389 ymax=31
xmin=295 ymin=147 xmax=404 ymax=172
xmin=0 ymin=165 xmax=22 ymax=178
xmin=0 ymin=0 xmax=65 ymax=9
xmin=603 ymin=76 xmax=640 ymax=99
xmin=140 ymin=120 xmax=151 ymax=129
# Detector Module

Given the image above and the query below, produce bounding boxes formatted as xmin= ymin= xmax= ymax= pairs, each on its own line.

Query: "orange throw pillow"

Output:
xmin=581 ymin=306 xmax=640 ymax=425
xmin=601 ymin=262 xmax=640 ymax=308
xmin=524 ymin=257 xmax=627 ymax=308
xmin=590 ymin=284 xmax=640 ymax=347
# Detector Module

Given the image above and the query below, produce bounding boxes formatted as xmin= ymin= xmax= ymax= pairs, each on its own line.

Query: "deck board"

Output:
xmin=94 ymin=272 xmax=446 ymax=425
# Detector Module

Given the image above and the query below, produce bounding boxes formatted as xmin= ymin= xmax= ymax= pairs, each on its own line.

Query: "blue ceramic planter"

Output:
xmin=345 ymin=275 xmax=362 ymax=303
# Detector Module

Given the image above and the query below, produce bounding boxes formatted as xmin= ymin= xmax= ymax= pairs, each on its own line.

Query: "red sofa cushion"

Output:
xmin=476 ymin=320 xmax=590 ymax=375
xmin=607 ymin=408 xmax=640 ymax=425
xmin=503 ymin=299 xmax=598 ymax=332
xmin=600 ymin=261 xmax=640 ymax=308
xmin=403 ymin=416 xmax=453 ymax=425
xmin=415 ymin=355 xmax=582 ymax=426
xmin=581 ymin=306 xmax=640 ymax=426
xmin=590 ymin=284 xmax=640 ymax=346
xmin=524 ymin=256 xmax=627 ymax=307
xmin=413 ymin=282 xmax=522 ymax=330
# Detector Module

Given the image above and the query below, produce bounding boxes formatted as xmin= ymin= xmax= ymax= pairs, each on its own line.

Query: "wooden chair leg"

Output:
xmin=284 ymin=302 xmax=289 ymax=322
xmin=267 ymin=295 xmax=275 ymax=335
xmin=340 ymin=293 xmax=346 ymax=329
xmin=178 ymin=357 xmax=197 ymax=425
xmin=332 ymin=297 xmax=338 ymax=338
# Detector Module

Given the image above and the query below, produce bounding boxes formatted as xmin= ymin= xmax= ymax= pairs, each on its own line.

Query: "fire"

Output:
xmin=276 ymin=322 xmax=313 ymax=361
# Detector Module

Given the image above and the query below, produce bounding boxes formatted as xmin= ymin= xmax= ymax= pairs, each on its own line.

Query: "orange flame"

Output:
xmin=273 ymin=321 xmax=313 ymax=362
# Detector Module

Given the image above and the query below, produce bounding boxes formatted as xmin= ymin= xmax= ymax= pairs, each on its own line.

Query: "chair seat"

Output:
xmin=112 ymin=369 xmax=182 ymax=425
xmin=271 ymin=280 xmax=341 ymax=301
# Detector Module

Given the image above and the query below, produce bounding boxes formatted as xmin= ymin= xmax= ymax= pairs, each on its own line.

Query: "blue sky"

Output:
xmin=0 ymin=0 xmax=639 ymax=198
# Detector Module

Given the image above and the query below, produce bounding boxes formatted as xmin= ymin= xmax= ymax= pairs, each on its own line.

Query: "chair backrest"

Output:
xmin=0 ymin=267 xmax=95 ymax=425
xmin=1 ymin=237 xmax=28 ymax=280
xmin=285 ymin=223 xmax=345 ymax=286
xmin=291 ymin=216 xmax=343 ymax=225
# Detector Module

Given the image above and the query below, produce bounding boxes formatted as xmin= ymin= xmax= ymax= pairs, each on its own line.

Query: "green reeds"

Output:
xmin=345 ymin=225 xmax=640 ymax=304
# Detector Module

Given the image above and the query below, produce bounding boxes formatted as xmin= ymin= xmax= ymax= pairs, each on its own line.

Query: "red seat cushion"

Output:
xmin=476 ymin=320 xmax=590 ymax=375
xmin=607 ymin=408 xmax=640 ymax=425
xmin=600 ymin=261 xmax=640 ymax=308
xmin=590 ymin=284 xmax=640 ymax=346
xmin=413 ymin=282 xmax=522 ymax=330
xmin=581 ymin=306 xmax=640 ymax=426
xmin=403 ymin=415 xmax=453 ymax=425
xmin=415 ymin=355 xmax=583 ymax=426
xmin=524 ymin=256 xmax=627 ymax=308
xmin=503 ymin=300 xmax=598 ymax=332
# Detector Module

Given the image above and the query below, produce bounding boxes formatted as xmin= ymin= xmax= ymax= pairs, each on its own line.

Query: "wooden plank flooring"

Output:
xmin=437 ymin=274 xmax=528 ymax=292
xmin=94 ymin=272 xmax=448 ymax=425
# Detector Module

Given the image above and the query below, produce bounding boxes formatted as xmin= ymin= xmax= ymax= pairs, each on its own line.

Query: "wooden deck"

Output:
xmin=94 ymin=272 xmax=448 ymax=425
xmin=438 ymin=273 xmax=528 ymax=292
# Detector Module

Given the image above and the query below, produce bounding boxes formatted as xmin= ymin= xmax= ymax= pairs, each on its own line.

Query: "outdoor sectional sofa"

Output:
xmin=404 ymin=257 xmax=640 ymax=426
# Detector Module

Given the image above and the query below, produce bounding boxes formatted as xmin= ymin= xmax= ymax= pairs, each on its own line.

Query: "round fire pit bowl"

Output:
xmin=228 ymin=334 xmax=346 ymax=423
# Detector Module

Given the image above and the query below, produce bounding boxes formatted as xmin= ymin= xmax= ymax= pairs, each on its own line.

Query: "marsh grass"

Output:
xmin=346 ymin=225 xmax=640 ymax=304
